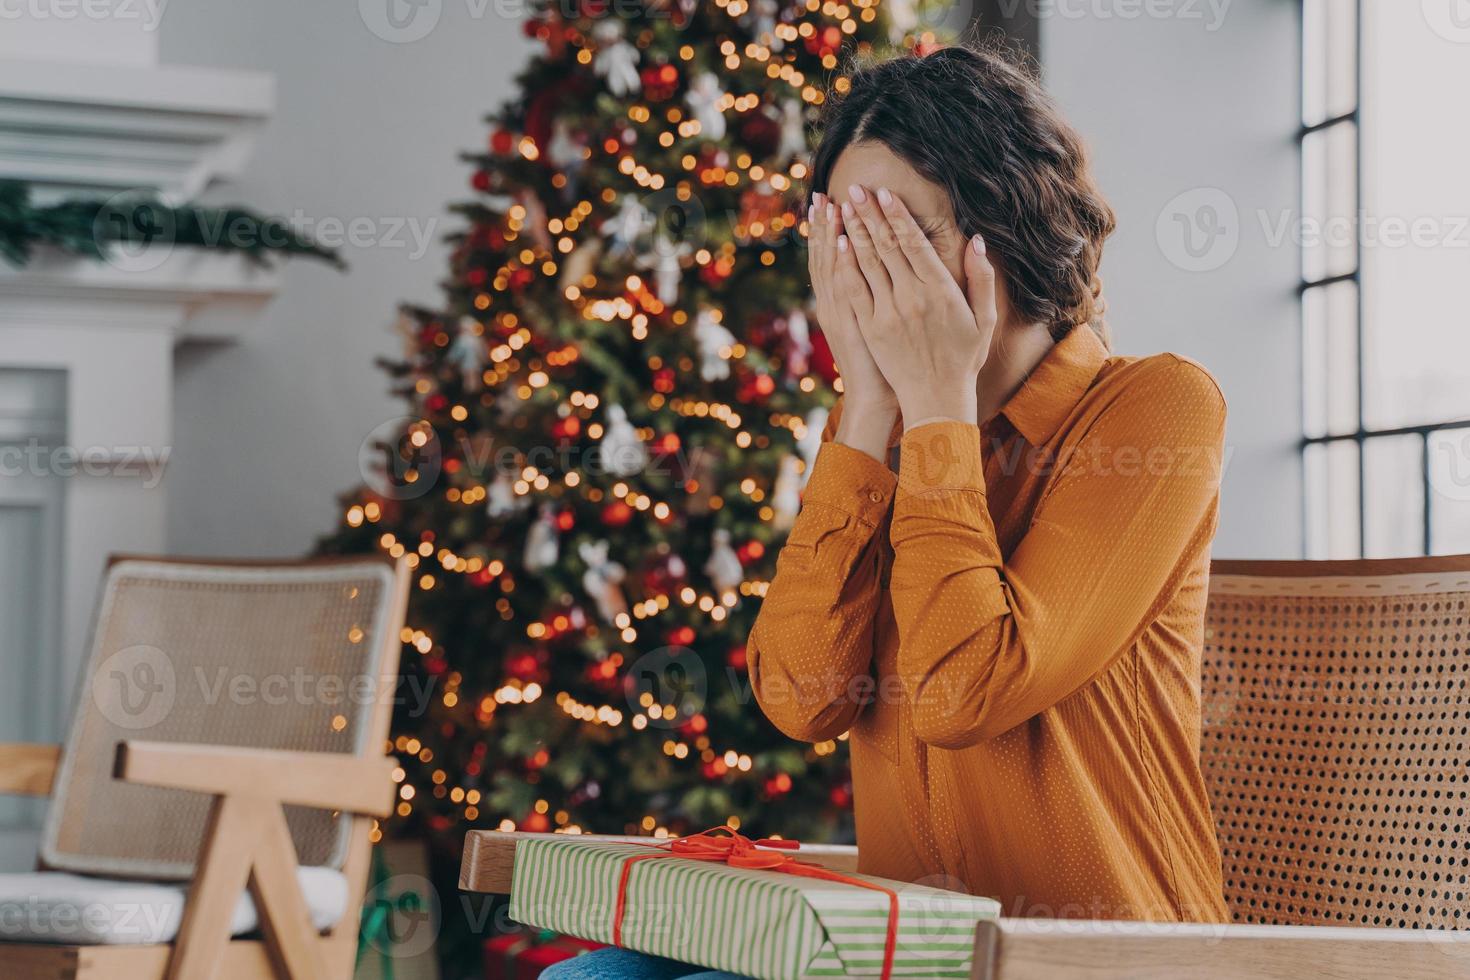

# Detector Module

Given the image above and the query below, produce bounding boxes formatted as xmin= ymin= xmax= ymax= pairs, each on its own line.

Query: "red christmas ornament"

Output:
xmin=668 ymin=625 xmax=696 ymax=647
xmin=490 ymin=129 xmax=515 ymax=155
xmin=509 ymin=267 xmax=534 ymax=290
xmin=643 ymin=554 xmax=687 ymax=593
xmin=830 ymin=784 xmax=852 ymax=808
xmin=555 ymin=509 xmax=576 ymax=531
xmin=602 ymin=500 xmax=633 ymax=527
xmin=679 ymin=713 xmax=708 ymax=738
xmin=426 ymin=393 xmax=449 ymax=412
xmin=654 ymin=432 xmax=680 ymax=455
xmin=505 ymin=650 xmax=543 ymax=681
xmin=641 ymin=62 xmax=680 ymax=102
xmin=738 ymin=373 xmax=776 ymax=403
xmin=735 ymin=540 xmax=765 ymax=564
xmin=652 ymin=367 xmax=676 ymax=393
xmin=808 ymin=327 xmax=839 ymax=383
xmin=739 ymin=111 xmax=782 ymax=157
xmin=699 ymin=259 xmax=732 ymax=288
xmin=471 ymin=170 xmax=492 ymax=191
xmin=765 ymin=772 xmax=793 ymax=797
xmin=523 ymin=811 xmax=551 ymax=833
xmin=727 ymin=644 xmax=747 ymax=671
xmin=465 ymin=267 xmax=489 ymax=288
xmin=552 ymin=416 xmax=581 ymax=440
xmin=805 ymin=25 xmax=843 ymax=58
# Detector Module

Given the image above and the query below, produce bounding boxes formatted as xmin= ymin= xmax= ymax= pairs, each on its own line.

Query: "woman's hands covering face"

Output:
xmin=809 ymin=192 xmax=895 ymax=414
xmin=839 ymin=184 xmax=998 ymax=430
xmin=808 ymin=192 xmax=900 ymax=461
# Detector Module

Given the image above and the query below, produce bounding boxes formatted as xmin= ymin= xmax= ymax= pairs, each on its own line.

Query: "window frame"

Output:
xmin=1298 ymin=0 xmax=1470 ymax=558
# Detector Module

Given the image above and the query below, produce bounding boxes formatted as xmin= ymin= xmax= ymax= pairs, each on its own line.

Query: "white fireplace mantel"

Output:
xmin=0 ymin=49 xmax=281 ymax=871
xmin=0 ymin=57 xmax=274 ymax=200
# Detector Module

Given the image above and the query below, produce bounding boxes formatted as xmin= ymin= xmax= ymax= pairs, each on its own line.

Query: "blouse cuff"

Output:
xmin=803 ymin=441 xmax=898 ymax=529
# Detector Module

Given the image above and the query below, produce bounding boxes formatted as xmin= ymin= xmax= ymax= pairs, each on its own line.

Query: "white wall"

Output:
xmin=158 ymin=0 xmax=534 ymax=557
xmin=1041 ymin=0 xmax=1303 ymax=558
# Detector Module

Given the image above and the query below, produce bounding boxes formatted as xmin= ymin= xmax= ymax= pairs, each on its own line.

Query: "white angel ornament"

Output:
xmin=685 ymin=73 xmax=727 ymax=141
xmin=779 ymin=99 xmax=807 ymax=161
xmin=579 ymin=540 xmax=629 ymax=623
xmin=798 ymin=405 xmax=829 ymax=483
xmin=602 ymin=196 xmax=648 ymax=259
xmin=771 ymin=455 xmax=803 ymax=531
xmin=593 ymin=21 xmax=641 ymax=97
xmin=704 ymin=528 xmax=744 ymax=594
xmin=447 ymin=316 xmax=487 ymax=390
xmin=694 ymin=309 xmax=737 ymax=382
xmin=485 ymin=472 xmax=520 ymax=519
xmin=523 ymin=502 xmax=560 ymax=572
xmin=601 ymin=402 xmax=649 ymax=477
xmin=639 ymin=235 xmax=692 ymax=305
xmin=785 ymin=308 xmax=812 ymax=378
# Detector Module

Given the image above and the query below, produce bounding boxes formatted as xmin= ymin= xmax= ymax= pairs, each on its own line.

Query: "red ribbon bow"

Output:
xmin=611 ymin=826 xmax=899 ymax=980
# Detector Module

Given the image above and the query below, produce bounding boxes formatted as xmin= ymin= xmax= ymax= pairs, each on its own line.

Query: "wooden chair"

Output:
xmin=460 ymin=556 xmax=1470 ymax=978
xmin=0 ymin=555 xmax=410 ymax=980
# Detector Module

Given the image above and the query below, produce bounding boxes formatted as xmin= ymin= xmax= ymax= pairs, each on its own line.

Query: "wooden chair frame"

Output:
xmin=0 ymin=554 xmax=411 ymax=980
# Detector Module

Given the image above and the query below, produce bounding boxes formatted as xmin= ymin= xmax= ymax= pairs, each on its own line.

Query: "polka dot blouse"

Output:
xmin=749 ymin=326 xmax=1231 ymax=923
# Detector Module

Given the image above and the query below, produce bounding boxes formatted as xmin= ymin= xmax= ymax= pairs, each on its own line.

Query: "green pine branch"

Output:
xmin=0 ymin=179 xmax=343 ymax=269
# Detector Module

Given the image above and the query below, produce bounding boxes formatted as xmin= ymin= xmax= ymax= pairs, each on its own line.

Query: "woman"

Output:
xmin=749 ymin=43 xmax=1229 ymax=924
xmin=548 ymin=41 xmax=1227 ymax=980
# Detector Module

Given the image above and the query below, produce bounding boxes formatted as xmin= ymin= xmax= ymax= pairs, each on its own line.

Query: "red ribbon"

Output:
xmin=611 ymin=826 xmax=899 ymax=980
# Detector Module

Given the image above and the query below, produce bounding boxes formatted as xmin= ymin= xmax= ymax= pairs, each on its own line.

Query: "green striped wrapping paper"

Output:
xmin=507 ymin=836 xmax=1000 ymax=979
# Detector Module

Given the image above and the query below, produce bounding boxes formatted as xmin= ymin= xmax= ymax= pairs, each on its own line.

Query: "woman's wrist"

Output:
xmin=835 ymin=397 xmax=898 ymax=464
xmin=899 ymin=388 xmax=979 ymax=432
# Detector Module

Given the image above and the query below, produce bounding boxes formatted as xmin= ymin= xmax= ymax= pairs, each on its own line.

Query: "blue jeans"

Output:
xmin=538 ymin=947 xmax=750 ymax=979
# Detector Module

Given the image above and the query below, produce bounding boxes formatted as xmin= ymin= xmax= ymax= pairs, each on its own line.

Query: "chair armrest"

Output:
xmin=114 ymin=740 xmax=397 ymax=817
xmin=459 ymin=829 xmax=860 ymax=894
xmin=973 ymin=918 xmax=1470 ymax=980
xmin=0 ymin=743 xmax=60 ymax=797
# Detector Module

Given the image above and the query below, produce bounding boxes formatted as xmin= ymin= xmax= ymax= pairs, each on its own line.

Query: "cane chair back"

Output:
xmin=41 ymin=556 xmax=406 ymax=881
xmin=1200 ymin=556 xmax=1470 ymax=930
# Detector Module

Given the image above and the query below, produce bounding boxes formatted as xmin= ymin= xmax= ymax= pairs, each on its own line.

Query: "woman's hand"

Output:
xmin=840 ymin=184 xmax=997 ymax=430
xmin=808 ymin=192 xmax=898 ymax=461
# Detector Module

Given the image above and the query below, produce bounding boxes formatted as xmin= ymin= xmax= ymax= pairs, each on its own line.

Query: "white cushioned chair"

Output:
xmin=0 ymin=555 xmax=409 ymax=980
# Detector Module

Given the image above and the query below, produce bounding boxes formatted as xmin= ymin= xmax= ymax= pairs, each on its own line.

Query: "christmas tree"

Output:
xmin=320 ymin=0 xmax=947 ymax=952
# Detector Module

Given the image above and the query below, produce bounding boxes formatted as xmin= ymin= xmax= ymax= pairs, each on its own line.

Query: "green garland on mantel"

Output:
xmin=0 ymin=179 xmax=343 ymax=270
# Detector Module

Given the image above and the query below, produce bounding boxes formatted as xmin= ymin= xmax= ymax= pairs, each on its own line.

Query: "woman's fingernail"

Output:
xmin=876 ymin=187 xmax=892 ymax=207
xmin=841 ymin=201 xmax=854 ymax=219
xmin=838 ymin=235 xmax=849 ymax=252
xmin=813 ymin=192 xmax=826 ymax=208
xmin=849 ymin=184 xmax=867 ymax=204
xmin=972 ymin=234 xmax=987 ymax=255
xmin=827 ymin=202 xmax=835 ymax=222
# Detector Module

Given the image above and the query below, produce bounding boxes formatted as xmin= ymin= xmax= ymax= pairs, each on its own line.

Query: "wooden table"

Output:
xmin=460 ymin=830 xmax=1470 ymax=979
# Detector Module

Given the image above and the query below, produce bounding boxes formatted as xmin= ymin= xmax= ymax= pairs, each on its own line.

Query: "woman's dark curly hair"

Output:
xmin=808 ymin=42 xmax=1116 ymax=344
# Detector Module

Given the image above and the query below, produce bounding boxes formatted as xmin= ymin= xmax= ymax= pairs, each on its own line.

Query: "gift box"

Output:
xmin=484 ymin=929 xmax=603 ymax=980
xmin=507 ymin=829 xmax=1000 ymax=980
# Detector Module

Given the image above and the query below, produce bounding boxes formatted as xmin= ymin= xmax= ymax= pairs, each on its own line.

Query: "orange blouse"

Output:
xmin=749 ymin=325 xmax=1230 ymax=922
